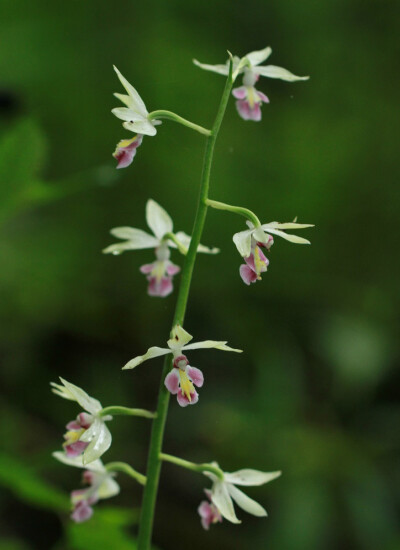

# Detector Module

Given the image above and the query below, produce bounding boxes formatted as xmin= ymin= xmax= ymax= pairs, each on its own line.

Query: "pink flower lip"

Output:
xmin=177 ymin=388 xmax=199 ymax=407
xmin=113 ymin=134 xmax=143 ymax=169
xmin=147 ymin=275 xmax=173 ymax=297
xmin=71 ymin=500 xmax=94 ymax=523
xmin=197 ymin=494 xmax=223 ymax=530
xmin=64 ymin=440 xmax=90 ymax=457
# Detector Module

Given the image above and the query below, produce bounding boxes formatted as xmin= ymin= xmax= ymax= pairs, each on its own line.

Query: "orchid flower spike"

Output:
xmin=53 ymin=452 xmax=120 ymax=523
xmin=123 ymin=324 xmax=242 ymax=407
xmin=112 ymin=65 xmax=162 ymax=168
xmin=51 ymin=378 xmax=112 ymax=465
xmin=194 ymin=47 xmax=309 ymax=121
xmin=103 ymin=199 xmax=219 ymax=298
xmin=199 ymin=465 xmax=281 ymax=527
xmin=233 ymin=220 xmax=314 ymax=285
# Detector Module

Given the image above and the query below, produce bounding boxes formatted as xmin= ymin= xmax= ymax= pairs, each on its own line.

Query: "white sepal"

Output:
xmin=52 ymin=451 xmax=105 ymax=472
xmin=122 ymin=346 xmax=171 ymax=370
xmin=97 ymin=476 xmax=120 ymax=499
xmin=80 ymin=418 xmax=112 ymax=465
xmin=246 ymin=46 xmax=272 ymax=67
xmin=262 ymin=227 xmax=311 ymax=244
xmin=146 ymin=199 xmax=174 ymax=240
xmin=227 ymin=484 xmax=267 ymax=517
xmin=122 ymin=120 xmax=157 ymax=136
xmin=256 ymin=64 xmax=309 ymax=82
xmin=113 ymin=66 xmax=148 ymax=117
xmin=103 ymin=228 xmax=158 ymax=254
xmin=192 ymin=59 xmax=230 ymax=76
xmin=224 ymin=469 xmax=282 ymax=486
xmin=51 ymin=378 xmax=102 ymax=415
xmin=167 ymin=325 xmax=193 ymax=350
xmin=211 ymin=481 xmax=241 ymax=524
xmin=183 ymin=341 xmax=242 ymax=353
xmin=233 ymin=229 xmax=253 ymax=258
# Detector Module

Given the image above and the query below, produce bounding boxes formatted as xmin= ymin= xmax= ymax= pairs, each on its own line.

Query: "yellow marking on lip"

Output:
xmin=254 ymin=247 xmax=267 ymax=276
xmin=151 ymin=261 xmax=166 ymax=282
xmin=63 ymin=428 xmax=85 ymax=446
xmin=115 ymin=135 xmax=139 ymax=149
xmin=179 ymin=369 xmax=195 ymax=402
xmin=247 ymin=86 xmax=255 ymax=109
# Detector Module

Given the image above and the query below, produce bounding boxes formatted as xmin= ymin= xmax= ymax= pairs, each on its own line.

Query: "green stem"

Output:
xmin=137 ymin=62 xmax=233 ymax=550
xmin=206 ymin=198 xmax=262 ymax=227
xmin=160 ymin=453 xmax=224 ymax=480
xmin=100 ymin=406 xmax=156 ymax=419
xmin=148 ymin=110 xmax=211 ymax=136
xmin=106 ymin=462 xmax=147 ymax=486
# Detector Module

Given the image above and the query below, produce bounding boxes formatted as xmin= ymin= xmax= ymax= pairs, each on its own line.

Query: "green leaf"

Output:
xmin=0 ymin=453 xmax=69 ymax=512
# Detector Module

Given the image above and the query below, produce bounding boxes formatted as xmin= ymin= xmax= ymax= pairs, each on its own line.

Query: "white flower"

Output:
xmin=194 ymin=47 xmax=309 ymax=121
xmin=53 ymin=452 xmax=120 ymax=523
xmin=103 ymin=199 xmax=218 ymax=257
xmin=122 ymin=324 xmax=242 ymax=370
xmin=202 ymin=465 xmax=281 ymax=525
xmin=123 ymin=325 xmax=241 ymax=406
xmin=51 ymin=378 xmax=112 ymax=465
xmin=112 ymin=66 xmax=160 ymax=137
xmin=233 ymin=220 xmax=313 ymax=285
xmin=233 ymin=220 xmax=313 ymax=259
xmin=194 ymin=46 xmax=309 ymax=83
xmin=103 ymin=200 xmax=219 ymax=298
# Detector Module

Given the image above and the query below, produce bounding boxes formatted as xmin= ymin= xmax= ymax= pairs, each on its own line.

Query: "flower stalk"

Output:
xmin=206 ymin=198 xmax=262 ymax=227
xmin=99 ymin=406 xmax=156 ymax=419
xmin=160 ymin=453 xmax=224 ymax=480
xmin=148 ymin=110 xmax=211 ymax=136
xmin=137 ymin=60 xmax=233 ymax=550
xmin=105 ymin=462 xmax=147 ymax=486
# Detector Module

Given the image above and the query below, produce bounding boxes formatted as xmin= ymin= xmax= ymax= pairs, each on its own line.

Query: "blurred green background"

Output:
xmin=0 ymin=0 xmax=399 ymax=549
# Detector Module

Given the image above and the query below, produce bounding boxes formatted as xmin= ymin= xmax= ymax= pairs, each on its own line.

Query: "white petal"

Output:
xmin=211 ymin=481 xmax=241 ymax=524
xmin=256 ymin=64 xmax=309 ymax=82
xmin=123 ymin=120 xmax=157 ymax=136
xmin=246 ymin=47 xmax=272 ymax=67
xmin=232 ymin=229 xmax=253 ymax=258
xmin=113 ymin=66 xmax=149 ymax=117
xmin=122 ymin=346 xmax=171 ymax=370
xmin=81 ymin=418 xmax=112 ymax=465
xmin=224 ymin=469 xmax=282 ymax=486
xmin=146 ymin=200 xmax=174 ymax=240
xmin=167 ymin=325 xmax=193 ymax=350
xmin=227 ymin=484 xmax=267 ymax=517
xmin=264 ymin=222 xmax=314 ymax=230
xmin=183 ymin=340 xmax=242 ymax=353
xmin=97 ymin=476 xmax=120 ymax=499
xmin=174 ymin=231 xmax=219 ymax=254
xmin=113 ymin=92 xmax=132 ymax=107
xmin=106 ymin=227 xmax=159 ymax=250
xmin=102 ymin=242 xmax=142 ymax=255
xmin=111 ymin=107 xmax=146 ymax=123
xmin=193 ymin=59 xmax=230 ymax=76
xmin=52 ymin=378 xmax=102 ymax=415
xmin=52 ymin=451 xmax=105 ymax=473
xmin=252 ymin=226 xmax=268 ymax=244
xmin=262 ymin=227 xmax=311 ymax=244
